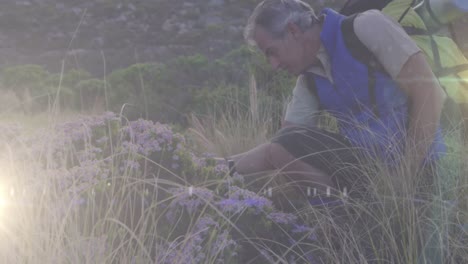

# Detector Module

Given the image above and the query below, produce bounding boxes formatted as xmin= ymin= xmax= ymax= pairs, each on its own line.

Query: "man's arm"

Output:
xmin=396 ymin=52 xmax=446 ymax=169
xmin=354 ymin=10 xmax=445 ymax=168
xmin=281 ymin=119 xmax=297 ymax=128
xmin=282 ymin=75 xmax=319 ymax=128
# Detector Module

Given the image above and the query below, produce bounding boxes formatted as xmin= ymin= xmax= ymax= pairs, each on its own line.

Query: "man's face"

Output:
xmin=254 ymin=24 xmax=316 ymax=76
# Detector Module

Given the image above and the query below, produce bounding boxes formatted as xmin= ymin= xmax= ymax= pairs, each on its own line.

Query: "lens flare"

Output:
xmin=0 ymin=183 xmax=10 ymax=221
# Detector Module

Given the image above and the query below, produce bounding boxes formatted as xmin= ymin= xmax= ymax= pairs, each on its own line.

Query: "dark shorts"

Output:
xmin=271 ymin=126 xmax=368 ymax=195
xmin=271 ymin=126 xmax=439 ymax=199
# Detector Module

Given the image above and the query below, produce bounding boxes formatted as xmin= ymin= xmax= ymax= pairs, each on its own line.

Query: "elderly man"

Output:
xmin=225 ymin=0 xmax=446 ymax=198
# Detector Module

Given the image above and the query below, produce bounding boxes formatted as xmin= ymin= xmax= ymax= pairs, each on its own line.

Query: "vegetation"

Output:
xmin=0 ymin=43 xmax=466 ymax=263
xmin=0 ymin=100 xmax=467 ymax=263
xmin=0 ymin=46 xmax=292 ymax=128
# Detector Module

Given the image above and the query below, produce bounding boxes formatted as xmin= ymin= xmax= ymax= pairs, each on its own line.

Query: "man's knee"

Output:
xmin=265 ymin=142 xmax=313 ymax=171
xmin=265 ymin=142 xmax=335 ymax=191
xmin=264 ymin=143 xmax=294 ymax=170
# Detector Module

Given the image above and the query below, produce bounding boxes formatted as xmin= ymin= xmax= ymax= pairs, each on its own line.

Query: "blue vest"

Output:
xmin=310 ymin=8 xmax=445 ymax=164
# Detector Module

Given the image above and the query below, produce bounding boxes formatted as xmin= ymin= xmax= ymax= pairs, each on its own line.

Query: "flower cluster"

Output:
xmin=159 ymin=216 xmax=238 ymax=264
xmin=6 ymin=112 xmax=321 ymax=263
xmin=267 ymin=212 xmax=298 ymax=225
xmin=121 ymin=119 xmax=185 ymax=156
xmin=217 ymin=186 xmax=274 ymax=215
xmin=167 ymin=187 xmax=215 ymax=216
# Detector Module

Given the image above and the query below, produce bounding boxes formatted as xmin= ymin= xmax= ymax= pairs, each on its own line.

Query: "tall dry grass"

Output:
xmin=188 ymin=74 xmax=468 ymax=263
xmin=0 ymin=71 xmax=466 ymax=263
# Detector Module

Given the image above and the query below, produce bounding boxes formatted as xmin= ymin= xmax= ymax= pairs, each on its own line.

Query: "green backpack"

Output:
xmin=340 ymin=0 xmax=468 ymax=128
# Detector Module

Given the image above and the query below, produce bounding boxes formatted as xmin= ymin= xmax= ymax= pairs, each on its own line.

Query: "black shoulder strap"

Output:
xmin=402 ymin=26 xmax=430 ymax=36
xmin=340 ymin=0 xmax=392 ymax=16
xmin=397 ymin=0 xmax=418 ymax=23
xmin=341 ymin=14 xmax=380 ymax=117
xmin=429 ymin=35 xmax=443 ymax=73
xmin=341 ymin=14 xmax=379 ymax=68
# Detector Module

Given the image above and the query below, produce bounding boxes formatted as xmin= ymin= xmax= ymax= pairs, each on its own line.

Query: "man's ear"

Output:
xmin=286 ymin=22 xmax=302 ymax=38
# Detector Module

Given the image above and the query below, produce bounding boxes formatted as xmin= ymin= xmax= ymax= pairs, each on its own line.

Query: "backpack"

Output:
xmin=340 ymin=0 xmax=392 ymax=16
xmin=337 ymin=0 xmax=468 ymax=129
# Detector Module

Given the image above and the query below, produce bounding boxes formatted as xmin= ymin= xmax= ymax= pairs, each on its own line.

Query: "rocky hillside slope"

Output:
xmin=0 ymin=0 xmax=344 ymax=75
xmin=0 ymin=0 xmax=466 ymax=76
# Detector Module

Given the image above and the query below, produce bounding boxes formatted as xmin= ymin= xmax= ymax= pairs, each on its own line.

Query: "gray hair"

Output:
xmin=244 ymin=0 xmax=317 ymax=46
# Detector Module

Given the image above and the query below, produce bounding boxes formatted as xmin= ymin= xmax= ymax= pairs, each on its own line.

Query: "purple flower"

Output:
xmin=77 ymin=235 xmax=108 ymax=261
xmin=195 ymin=216 xmax=218 ymax=231
xmin=244 ymin=197 xmax=269 ymax=208
xmin=121 ymin=119 xmax=187 ymax=158
xmin=214 ymin=163 xmax=229 ymax=175
xmin=168 ymin=187 xmax=215 ymax=215
xmin=159 ymin=216 xmax=237 ymax=264
xmin=191 ymin=154 xmax=207 ymax=169
xmin=210 ymin=229 xmax=237 ymax=257
xmin=226 ymin=173 xmax=244 ymax=186
xmin=260 ymin=249 xmax=275 ymax=262
xmin=217 ymin=198 xmax=246 ymax=214
xmin=202 ymin=152 xmax=216 ymax=158
xmin=71 ymin=196 xmax=86 ymax=206
xmin=123 ymin=159 xmax=140 ymax=171
xmin=217 ymin=186 xmax=273 ymax=214
xmin=292 ymin=224 xmax=318 ymax=241
xmin=267 ymin=212 xmax=298 ymax=225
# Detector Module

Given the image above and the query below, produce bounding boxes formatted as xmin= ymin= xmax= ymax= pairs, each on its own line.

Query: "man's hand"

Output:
xmin=281 ymin=119 xmax=297 ymax=128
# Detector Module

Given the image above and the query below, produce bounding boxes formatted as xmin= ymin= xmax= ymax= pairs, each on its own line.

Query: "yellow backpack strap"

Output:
xmin=437 ymin=65 xmax=468 ymax=78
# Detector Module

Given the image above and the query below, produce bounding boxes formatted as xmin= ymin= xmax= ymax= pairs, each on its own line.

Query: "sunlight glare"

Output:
xmin=0 ymin=183 xmax=10 ymax=220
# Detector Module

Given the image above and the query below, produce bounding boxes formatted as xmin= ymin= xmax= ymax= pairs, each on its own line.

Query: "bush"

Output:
xmin=75 ymin=79 xmax=106 ymax=113
xmin=1 ymin=64 xmax=50 ymax=112
xmin=0 ymin=45 xmax=295 ymax=127
xmin=0 ymin=89 xmax=21 ymax=112
xmin=107 ymin=63 xmax=165 ymax=119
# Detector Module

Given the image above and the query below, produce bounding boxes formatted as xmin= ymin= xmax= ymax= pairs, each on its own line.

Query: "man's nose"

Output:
xmin=269 ymin=57 xmax=280 ymax=70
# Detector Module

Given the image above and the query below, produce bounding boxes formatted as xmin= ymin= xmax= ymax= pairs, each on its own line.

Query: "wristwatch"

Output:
xmin=226 ymin=159 xmax=236 ymax=177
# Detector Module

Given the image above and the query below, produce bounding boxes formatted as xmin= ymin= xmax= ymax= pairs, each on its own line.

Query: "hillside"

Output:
xmin=0 ymin=0 xmax=346 ymax=75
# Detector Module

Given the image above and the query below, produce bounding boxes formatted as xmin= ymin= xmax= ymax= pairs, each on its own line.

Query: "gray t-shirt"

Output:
xmin=284 ymin=10 xmax=421 ymax=126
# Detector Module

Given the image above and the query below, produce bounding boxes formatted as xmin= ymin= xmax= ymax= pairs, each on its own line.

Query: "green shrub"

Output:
xmin=2 ymin=64 xmax=49 ymax=91
xmin=75 ymin=79 xmax=106 ymax=112
xmin=0 ymin=45 xmax=296 ymax=126
xmin=108 ymin=63 xmax=164 ymax=117
xmin=1 ymin=64 xmax=51 ymax=112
